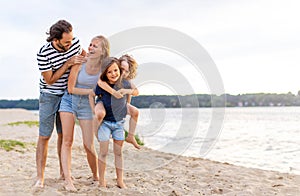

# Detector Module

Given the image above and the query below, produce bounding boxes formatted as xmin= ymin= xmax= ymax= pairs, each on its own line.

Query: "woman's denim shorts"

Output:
xmin=72 ymin=94 xmax=93 ymax=120
xmin=58 ymin=91 xmax=73 ymax=113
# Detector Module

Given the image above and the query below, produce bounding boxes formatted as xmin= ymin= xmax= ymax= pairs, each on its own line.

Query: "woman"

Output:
xmin=59 ymin=35 xmax=109 ymax=191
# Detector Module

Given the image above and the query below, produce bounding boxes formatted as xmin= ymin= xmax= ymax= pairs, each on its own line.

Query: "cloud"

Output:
xmin=1 ymin=0 xmax=300 ymax=99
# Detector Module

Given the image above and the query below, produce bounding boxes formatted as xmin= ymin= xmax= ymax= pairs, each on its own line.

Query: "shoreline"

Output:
xmin=0 ymin=109 xmax=299 ymax=195
xmin=29 ymin=108 xmax=300 ymax=176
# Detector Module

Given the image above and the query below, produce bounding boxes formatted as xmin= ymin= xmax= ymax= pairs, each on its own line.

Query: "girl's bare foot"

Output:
xmin=125 ymin=135 xmax=141 ymax=149
xmin=117 ymin=180 xmax=127 ymax=189
xmin=34 ymin=179 xmax=44 ymax=188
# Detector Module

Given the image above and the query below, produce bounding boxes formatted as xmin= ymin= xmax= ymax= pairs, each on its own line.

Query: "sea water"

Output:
xmin=32 ymin=107 xmax=300 ymax=174
xmin=133 ymin=107 xmax=300 ymax=175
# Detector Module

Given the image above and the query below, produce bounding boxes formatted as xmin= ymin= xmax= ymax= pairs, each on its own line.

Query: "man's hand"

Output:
xmin=66 ymin=55 xmax=85 ymax=68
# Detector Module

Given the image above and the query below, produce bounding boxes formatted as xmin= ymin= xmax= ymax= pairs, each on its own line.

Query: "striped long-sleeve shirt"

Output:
xmin=37 ymin=37 xmax=82 ymax=95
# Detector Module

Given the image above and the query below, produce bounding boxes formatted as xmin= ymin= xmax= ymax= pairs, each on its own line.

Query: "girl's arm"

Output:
xmin=118 ymin=81 xmax=139 ymax=97
xmin=97 ymin=79 xmax=123 ymax=99
xmin=68 ymin=64 xmax=93 ymax=95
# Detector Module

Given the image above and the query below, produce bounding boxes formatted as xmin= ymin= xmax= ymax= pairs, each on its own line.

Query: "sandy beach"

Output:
xmin=0 ymin=109 xmax=299 ymax=195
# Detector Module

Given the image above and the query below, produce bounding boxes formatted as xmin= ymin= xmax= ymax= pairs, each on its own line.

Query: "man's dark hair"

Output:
xmin=46 ymin=20 xmax=73 ymax=42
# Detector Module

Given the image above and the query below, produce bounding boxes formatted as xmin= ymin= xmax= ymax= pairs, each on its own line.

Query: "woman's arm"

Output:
xmin=89 ymin=90 xmax=96 ymax=115
xmin=80 ymin=49 xmax=87 ymax=57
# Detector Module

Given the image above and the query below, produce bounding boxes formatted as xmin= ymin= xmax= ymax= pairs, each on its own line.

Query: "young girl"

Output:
xmin=93 ymin=55 xmax=140 ymax=149
xmin=89 ymin=57 xmax=133 ymax=188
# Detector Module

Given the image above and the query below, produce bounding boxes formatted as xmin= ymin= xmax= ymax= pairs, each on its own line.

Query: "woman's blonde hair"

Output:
xmin=94 ymin=35 xmax=110 ymax=64
xmin=119 ymin=54 xmax=138 ymax=80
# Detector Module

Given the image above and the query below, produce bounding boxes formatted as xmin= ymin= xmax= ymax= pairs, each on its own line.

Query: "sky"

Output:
xmin=1 ymin=0 xmax=300 ymax=99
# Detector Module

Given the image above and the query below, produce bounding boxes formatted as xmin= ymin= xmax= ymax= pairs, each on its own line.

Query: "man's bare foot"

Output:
xmin=64 ymin=181 xmax=77 ymax=192
xmin=125 ymin=135 xmax=141 ymax=149
xmin=117 ymin=180 xmax=127 ymax=189
xmin=98 ymin=180 xmax=107 ymax=188
xmin=34 ymin=179 xmax=44 ymax=188
xmin=59 ymin=174 xmax=65 ymax=180
xmin=93 ymin=176 xmax=99 ymax=181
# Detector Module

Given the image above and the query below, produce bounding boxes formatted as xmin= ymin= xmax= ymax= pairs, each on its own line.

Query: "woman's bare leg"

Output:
xmin=79 ymin=119 xmax=98 ymax=181
xmin=126 ymin=104 xmax=140 ymax=149
xmin=60 ymin=112 xmax=76 ymax=191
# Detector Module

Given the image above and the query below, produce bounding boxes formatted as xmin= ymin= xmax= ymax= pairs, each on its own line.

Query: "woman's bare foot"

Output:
xmin=64 ymin=181 xmax=77 ymax=192
xmin=34 ymin=179 xmax=44 ymax=188
xmin=117 ymin=179 xmax=127 ymax=189
xmin=98 ymin=180 xmax=107 ymax=188
xmin=59 ymin=175 xmax=75 ymax=181
xmin=125 ymin=135 xmax=141 ymax=149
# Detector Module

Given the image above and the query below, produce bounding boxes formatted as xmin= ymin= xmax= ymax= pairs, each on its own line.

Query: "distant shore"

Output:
xmin=2 ymin=92 xmax=300 ymax=110
xmin=0 ymin=109 xmax=299 ymax=195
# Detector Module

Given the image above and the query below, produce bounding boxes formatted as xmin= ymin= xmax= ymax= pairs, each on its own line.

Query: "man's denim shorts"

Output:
xmin=72 ymin=94 xmax=93 ymax=120
xmin=39 ymin=91 xmax=62 ymax=137
xmin=98 ymin=120 xmax=125 ymax=141
xmin=59 ymin=91 xmax=73 ymax=113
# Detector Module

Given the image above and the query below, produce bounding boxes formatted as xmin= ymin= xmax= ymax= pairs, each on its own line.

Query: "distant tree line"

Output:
xmin=1 ymin=92 xmax=300 ymax=110
xmin=0 ymin=99 xmax=39 ymax=110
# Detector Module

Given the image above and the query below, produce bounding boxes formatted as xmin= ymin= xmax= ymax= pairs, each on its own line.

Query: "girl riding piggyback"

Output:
xmin=89 ymin=57 xmax=132 ymax=188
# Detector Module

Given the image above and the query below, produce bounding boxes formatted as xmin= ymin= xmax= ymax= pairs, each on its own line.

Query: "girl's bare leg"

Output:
xmin=93 ymin=103 xmax=106 ymax=137
xmin=113 ymin=139 xmax=126 ymax=188
xmin=98 ymin=141 xmax=109 ymax=187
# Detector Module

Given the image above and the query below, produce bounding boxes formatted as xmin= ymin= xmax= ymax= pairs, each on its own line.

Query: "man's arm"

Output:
xmin=42 ymin=62 xmax=70 ymax=85
xmin=42 ymin=55 xmax=84 ymax=85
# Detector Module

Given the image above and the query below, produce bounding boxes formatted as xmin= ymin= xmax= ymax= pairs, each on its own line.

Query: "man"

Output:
xmin=35 ymin=20 xmax=85 ymax=188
